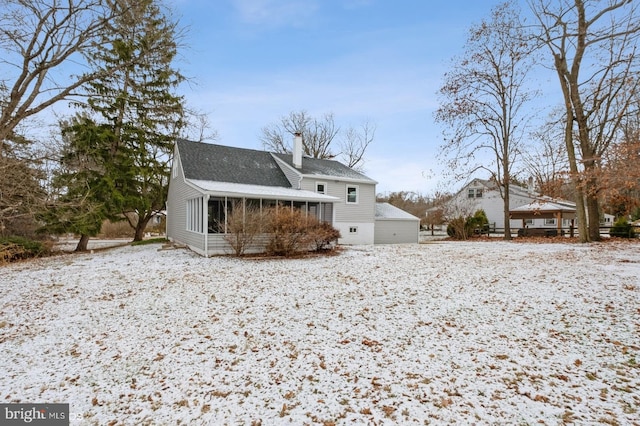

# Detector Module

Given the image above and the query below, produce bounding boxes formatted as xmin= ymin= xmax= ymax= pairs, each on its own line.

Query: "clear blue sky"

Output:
xmin=171 ymin=0 xmax=506 ymax=195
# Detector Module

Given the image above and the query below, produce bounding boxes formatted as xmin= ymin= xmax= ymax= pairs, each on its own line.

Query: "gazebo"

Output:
xmin=509 ymin=200 xmax=577 ymax=236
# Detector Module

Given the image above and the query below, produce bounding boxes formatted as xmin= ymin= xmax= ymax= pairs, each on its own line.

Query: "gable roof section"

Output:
xmin=272 ymin=153 xmax=377 ymax=183
xmin=176 ymin=139 xmax=292 ymax=188
xmin=458 ymin=178 xmax=537 ymax=199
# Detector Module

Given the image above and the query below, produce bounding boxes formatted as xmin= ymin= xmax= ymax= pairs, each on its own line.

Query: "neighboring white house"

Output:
xmin=436 ymin=178 xmax=541 ymax=230
xmin=166 ymin=136 xmax=419 ymax=256
xmin=435 ymin=178 xmax=613 ymax=232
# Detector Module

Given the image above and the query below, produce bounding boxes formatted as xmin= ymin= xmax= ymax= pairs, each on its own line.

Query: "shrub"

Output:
xmin=0 ymin=236 xmax=50 ymax=263
xmin=223 ymin=202 xmax=265 ymax=256
xmin=99 ymin=219 xmax=133 ymax=238
xmin=264 ymin=208 xmax=313 ymax=256
xmin=308 ymin=220 xmax=341 ymax=251
xmin=446 ymin=216 xmax=468 ymax=239
xmin=609 ymin=217 xmax=635 ymax=238
xmin=447 ymin=210 xmax=489 ymax=240
xmin=468 ymin=210 xmax=489 ymax=234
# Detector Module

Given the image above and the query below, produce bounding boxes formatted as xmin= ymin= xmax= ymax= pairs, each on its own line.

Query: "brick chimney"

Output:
xmin=293 ymin=132 xmax=303 ymax=169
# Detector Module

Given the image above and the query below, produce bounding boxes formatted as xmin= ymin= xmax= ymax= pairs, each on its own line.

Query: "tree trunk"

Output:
xmin=562 ymin=114 xmax=589 ymax=242
xmin=586 ymin=193 xmax=601 ymax=242
xmin=580 ymin=160 xmax=602 ymax=242
xmin=133 ymin=217 xmax=151 ymax=242
xmin=503 ymin=181 xmax=512 ymax=240
xmin=75 ymin=234 xmax=90 ymax=252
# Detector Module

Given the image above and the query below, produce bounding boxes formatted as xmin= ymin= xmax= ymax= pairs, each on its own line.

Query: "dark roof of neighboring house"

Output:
xmin=273 ymin=153 xmax=376 ymax=183
xmin=176 ymin=139 xmax=292 ymax=188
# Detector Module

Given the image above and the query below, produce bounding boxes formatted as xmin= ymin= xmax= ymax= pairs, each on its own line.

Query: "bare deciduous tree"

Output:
xmin=260 ymin=110 xmax=374 ymax=170
xmin=340 ymin=120 xmax=375 ymax=171
xmin=181 ymin=108 xmax=219 ymax=143
xmin=0 ymin=0 xmax=119 ymax=148
xmin=522 ymin=112 xmax=571 ymax=198
xmin=435 ymin=1 xmax=538 ymax=240
xmin=0 ymin=135 xmax=46 ymax=236
xmin=530 ymin=0 xmax=640 ymax=241
xmin=261 ymin=110 xmax=339 ymax=158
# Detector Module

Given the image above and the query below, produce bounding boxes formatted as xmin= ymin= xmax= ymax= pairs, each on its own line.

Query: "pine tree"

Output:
xmin=80 ymin=0 xmax=185 ymax=241
xmin=40 ymin=117 xmax=114 ymax=251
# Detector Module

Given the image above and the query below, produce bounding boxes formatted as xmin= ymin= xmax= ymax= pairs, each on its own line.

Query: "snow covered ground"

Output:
xmin=1 ymin=240 xmax=639 ymax=425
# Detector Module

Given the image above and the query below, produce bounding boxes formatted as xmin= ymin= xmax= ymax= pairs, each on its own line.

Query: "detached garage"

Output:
xmin=374 ymin=203 xmax=420 ymax=244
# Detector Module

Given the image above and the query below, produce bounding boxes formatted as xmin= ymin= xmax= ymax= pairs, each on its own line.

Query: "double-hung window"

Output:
xmin=346 ymin=185 xmax=358 ymax=204
xmin=468 ymin=188 xmax=483 ymax=198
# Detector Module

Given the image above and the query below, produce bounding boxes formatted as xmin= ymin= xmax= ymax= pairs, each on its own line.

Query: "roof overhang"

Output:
xmin=510 ymin=211 xmax=577 ymax=220
xmin=187 ymin=179 xmax=340 ymax=202
xmin=303 ymin=173 xmax=378 ymax=185
xmin=509 ymin=202 xmax=577 ymax=220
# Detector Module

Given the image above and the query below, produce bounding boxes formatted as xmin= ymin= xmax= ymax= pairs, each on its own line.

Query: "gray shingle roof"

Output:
xmin=272 ymin=153 xmax=376 ymax=183
xmin=176 ymin=139 xmax=292 ymax=188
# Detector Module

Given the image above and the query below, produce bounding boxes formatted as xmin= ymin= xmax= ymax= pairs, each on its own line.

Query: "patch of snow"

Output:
xmin=1 ymin=241 xmax=639 ymax=424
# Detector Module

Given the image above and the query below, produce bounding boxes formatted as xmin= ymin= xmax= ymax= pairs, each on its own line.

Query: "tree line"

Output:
xmin=2 ymin=0 xmax=639 ymax=255
xmin=435 ymin=0 xmax=640 ymax=242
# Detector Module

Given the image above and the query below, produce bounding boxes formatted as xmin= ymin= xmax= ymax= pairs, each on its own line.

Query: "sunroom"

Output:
xmin=183 ymin=180 xmax=339 ymax=256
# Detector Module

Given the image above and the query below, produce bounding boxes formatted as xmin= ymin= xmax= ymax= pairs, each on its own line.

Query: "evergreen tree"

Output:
xmin=79 ymin=0 xmax=185 ymax=241
xmin=40 ymin=117 xmax=114 ymax=251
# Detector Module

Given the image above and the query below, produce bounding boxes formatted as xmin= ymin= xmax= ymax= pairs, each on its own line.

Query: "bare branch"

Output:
xmin=0 ymin=0 xmax=121 ymax=147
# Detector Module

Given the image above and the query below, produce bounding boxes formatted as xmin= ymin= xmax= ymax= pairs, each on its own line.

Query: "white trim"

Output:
xmin=346 ymin=184 xmax=359 ymax=204
xmin=316 ymin=181 xmax=327 ymax=194
xmin=203 ymin=194 xmax=210 ymax=257
xmin=187 ymin=179 xmax=339 ymax=202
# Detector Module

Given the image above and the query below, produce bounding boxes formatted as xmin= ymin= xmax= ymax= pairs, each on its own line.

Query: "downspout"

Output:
xmin=204 ymin=194 xmax=210 ymax=257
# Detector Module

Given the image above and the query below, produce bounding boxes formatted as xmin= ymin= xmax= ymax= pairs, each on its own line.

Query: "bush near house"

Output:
xmin=308 ymin=221 xmax=341 ymax=251
xmin=264 ymin=208 xmax=341 ymax=257
xmin=223 ymin=202 xmax=265 ymax=257
xmin=265 ymin=208 xmax=314 ymax=256
xmin=222 ymin=206 xmax=341 ymax=257
xmin=609 ymin=217 xmax=636 ymax=238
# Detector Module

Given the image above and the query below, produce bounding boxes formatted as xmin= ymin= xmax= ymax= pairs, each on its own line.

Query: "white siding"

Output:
xmin=301 ymin=177 xmax=375 ymax=245
xmin=447 ymin=180 xmax=538 ymax=229
xmin=166 ymin=151 xmax=206 ymax=253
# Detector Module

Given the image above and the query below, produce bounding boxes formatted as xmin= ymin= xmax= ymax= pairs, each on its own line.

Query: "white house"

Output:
xmin=166 ymin=136 xmax=418 ymax=256
xmin=437 ymin=178 xmax=613 ymax=233
xmin=436 ymin=179 xmax=613 ymax=235
xmin=437 ymin=178 xmax=540 ymax=230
